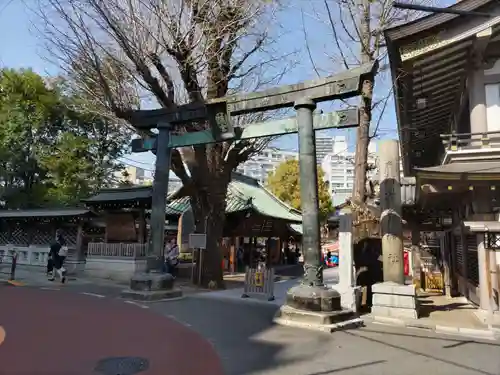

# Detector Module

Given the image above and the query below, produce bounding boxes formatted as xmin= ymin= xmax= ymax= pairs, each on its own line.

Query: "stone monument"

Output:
xmin=333 ymin=213 xmax=361 ymax=312
xmin=370 ymin=139 xmax=419 ymax=321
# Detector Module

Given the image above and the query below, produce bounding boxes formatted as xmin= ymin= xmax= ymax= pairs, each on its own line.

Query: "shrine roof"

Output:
xmin=166 ymin=172 xmax=302 ymax=222
xmin=416 ymin=161 xmax=500 ymax=178
xmin=384 ymin=0 xmax=500 ymax=176
xmin=82 ymin=186 xmax=152 ymax=204
xmin=0 ymin=208 xmax=92 ymax=218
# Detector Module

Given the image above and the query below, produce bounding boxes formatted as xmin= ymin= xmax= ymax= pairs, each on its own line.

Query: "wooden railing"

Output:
xmin=441 ymin=130 xmax=500 ymax=150
xmin=87 ymin=242 xmax=147 ymax=258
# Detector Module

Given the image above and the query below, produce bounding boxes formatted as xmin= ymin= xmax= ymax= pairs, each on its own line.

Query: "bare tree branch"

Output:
xmin=32 ymin=0 xmax=294 ymax=286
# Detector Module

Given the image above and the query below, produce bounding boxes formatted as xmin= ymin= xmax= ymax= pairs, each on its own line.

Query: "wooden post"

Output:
xmin=378 ymin=139 xmax=404 ymax=284
xmin=490 ymin=247 xmax=499 ymax=311
xmin=137 ymin=209 xmax=145 ymax=243
xmin=76 ymin=224 xmax=84 ymax=256
xmin=440 ymin=232 xmax=452 ymax=297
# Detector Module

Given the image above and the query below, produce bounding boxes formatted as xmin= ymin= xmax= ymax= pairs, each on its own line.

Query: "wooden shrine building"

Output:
xmin=79 ymin=173 xmax=302 ymax=279
xmin=0 ymin=208 xmax=95 ymax=274
xmin=385 ymin=0 xmax=500 ymax=321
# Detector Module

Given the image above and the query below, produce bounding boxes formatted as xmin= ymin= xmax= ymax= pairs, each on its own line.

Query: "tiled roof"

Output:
xmin=166 ymin=173 xmax=302 ymax=222
xmin=0 ymin=208 xmax=92 ymax=218
xmin=83 ymin=174 xmax=302 ymax=222
xmin=83 ymin=186 xmax=152 ymax=203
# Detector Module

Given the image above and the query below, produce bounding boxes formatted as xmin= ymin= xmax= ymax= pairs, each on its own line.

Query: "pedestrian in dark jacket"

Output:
xmin=48 ymin=229 xmax=67 ymax=283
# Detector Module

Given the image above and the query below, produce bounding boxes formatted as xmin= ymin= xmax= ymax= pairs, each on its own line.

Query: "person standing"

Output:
xmin=236 ymin=245 xmax=244 ymax=272
xmin=49 ymin=229 xmax=67 ymax=283
xmin=165 ymin=239 xmax=179 ymax=278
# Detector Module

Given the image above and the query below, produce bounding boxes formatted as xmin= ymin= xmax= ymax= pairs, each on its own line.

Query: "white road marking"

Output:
xmin=40 ymin=287 xmax=60 ymax=291
xmin=167 ymin=314 xmax=192 ymax=327
xmin=80 ymin=292 xmax=105 ymax=298
xmin=124 ymin=300 xmax=149 ymax=309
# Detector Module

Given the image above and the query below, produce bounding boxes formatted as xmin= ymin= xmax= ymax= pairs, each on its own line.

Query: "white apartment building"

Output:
xmin=321 ymin=136 xmax=378 ymax=207
xmin=114 ymin=166 xmax=182 ymax=193
xmin=236 ymin=148 xmax=298 ymax=184
xmin=115 ymin=166 xmax=148 ymax=185
xmin=315 ymin=136 xmax=334 ymax=164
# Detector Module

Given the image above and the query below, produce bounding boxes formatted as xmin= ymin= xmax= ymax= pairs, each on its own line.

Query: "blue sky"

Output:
xmin=0 ymin=0 xmax=408 ymax=174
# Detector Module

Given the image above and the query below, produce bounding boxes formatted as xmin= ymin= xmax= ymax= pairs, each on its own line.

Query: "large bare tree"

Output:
xmin=300 ymin=0 xmax=429 ymax=236
xmin=36 ymin=0 xmax=290 ymax=287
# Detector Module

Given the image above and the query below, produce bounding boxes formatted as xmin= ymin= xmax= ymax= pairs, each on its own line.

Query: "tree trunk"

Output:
xmin=190 ymin=174 xmax=230 ymax=289
xmin=352 ymin=0 xmax=373 ymax=242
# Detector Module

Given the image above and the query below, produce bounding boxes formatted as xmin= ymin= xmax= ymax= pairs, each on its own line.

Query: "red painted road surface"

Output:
xmin=0 ymin=286 xmax=225 ymax=375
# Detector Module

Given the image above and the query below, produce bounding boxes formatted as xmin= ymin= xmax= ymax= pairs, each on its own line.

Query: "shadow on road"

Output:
xmin=148 ymin=295 xmax=332 ymax=375
xmin=147 ymin=293 xmax=500 ymax=375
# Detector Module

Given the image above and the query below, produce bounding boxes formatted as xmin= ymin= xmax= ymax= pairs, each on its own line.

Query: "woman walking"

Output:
xmin=48 ymin=229 xmax=68 ymax=283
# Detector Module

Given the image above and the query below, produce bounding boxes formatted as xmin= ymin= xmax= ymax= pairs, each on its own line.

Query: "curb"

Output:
xmin=0 ymin=279 xmax=25 ymax=287
xmin=363 ymin=315 xmax=499 ymax=341
xmin=273 ymin=316 xmax=364 ymax=333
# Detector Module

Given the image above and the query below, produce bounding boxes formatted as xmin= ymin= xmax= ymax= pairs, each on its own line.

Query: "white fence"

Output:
xmin=87 ymin=242 xmax=147 ymax=258
xmin=242 ymin=266 xmax=275 ymax=301
xmin=0 ymin=245 xmax=51 ymax=267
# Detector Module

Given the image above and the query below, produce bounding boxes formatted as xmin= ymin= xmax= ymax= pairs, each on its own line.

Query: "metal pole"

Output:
xmin=295 ymin=98 xmax=323 ymax=287
xmin=10 ymin=252 xmax=17 ymax=280
xmin=148 ymin=123 xmax=172 ymax=272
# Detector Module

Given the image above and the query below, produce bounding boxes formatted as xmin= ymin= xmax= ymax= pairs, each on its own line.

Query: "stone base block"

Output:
xmin=129 ymin=272 xmax=175 ymax=291
xmin=121 ymin=272 xmax=182 ymax=301
xmin=371 ymin=281 xmax=419 ymax=320
xmin=371 ymin=305 xmax=418 ymax=319
xmin=285 ymin=284 xmax=341 ymax=312
xmin=373 ymin=293 xmax=417 ymax=309
xmin=372 ymin=282 xmax=416 ymax=296
xmin=273 ymin=305 xmax=363 ymax=333
xmin=121 ymin=289 xmax=183 ymax=301
xmin=333 ymin=285 xmax=362 ymax=313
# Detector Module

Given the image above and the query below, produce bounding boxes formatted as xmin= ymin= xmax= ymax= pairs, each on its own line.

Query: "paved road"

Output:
xmin=0 ymin=286 xmax=223 ymax=375
xmin=195 ymin=267 xmax=339 ymax=306
xmin=146 ymin=296 xmax=500 ymax=375
xmin=4 ymin=268 xmax=500 ymax=375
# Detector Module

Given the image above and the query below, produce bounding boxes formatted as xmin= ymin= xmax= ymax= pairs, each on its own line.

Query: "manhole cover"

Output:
xmin=94 ymin=356 xmax=149 ymax=375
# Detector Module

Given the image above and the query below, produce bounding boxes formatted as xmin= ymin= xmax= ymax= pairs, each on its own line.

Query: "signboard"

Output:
xmin=207 ymin=101 xmax=235 ymax=141
xmin=189 ymin=233 xmax=207 ymax=249
xmin=130 ymin=102 xmax=207 ymax=129
xmin=254 ymin=271 xmax=264 ymax=287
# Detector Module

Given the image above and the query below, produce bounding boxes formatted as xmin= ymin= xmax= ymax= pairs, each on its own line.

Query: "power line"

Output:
xmin=120 ymin=156 xmax=154 ymax=168
xmin=0 ymin=0 xmax=15 ymax=16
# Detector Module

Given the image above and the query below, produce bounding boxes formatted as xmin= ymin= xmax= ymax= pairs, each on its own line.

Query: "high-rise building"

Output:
xmin=236 ymin=148 xmax=298 ymax=184
xmin=315 ymin=136 xmax=334 ymax=164
xmin=321 ymin=136 xmax=378 ymax=207
xmin=115 ymin=165 xmax=184 ymax=194
xmin=114 ymin=166 xmax=147 ymax=185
